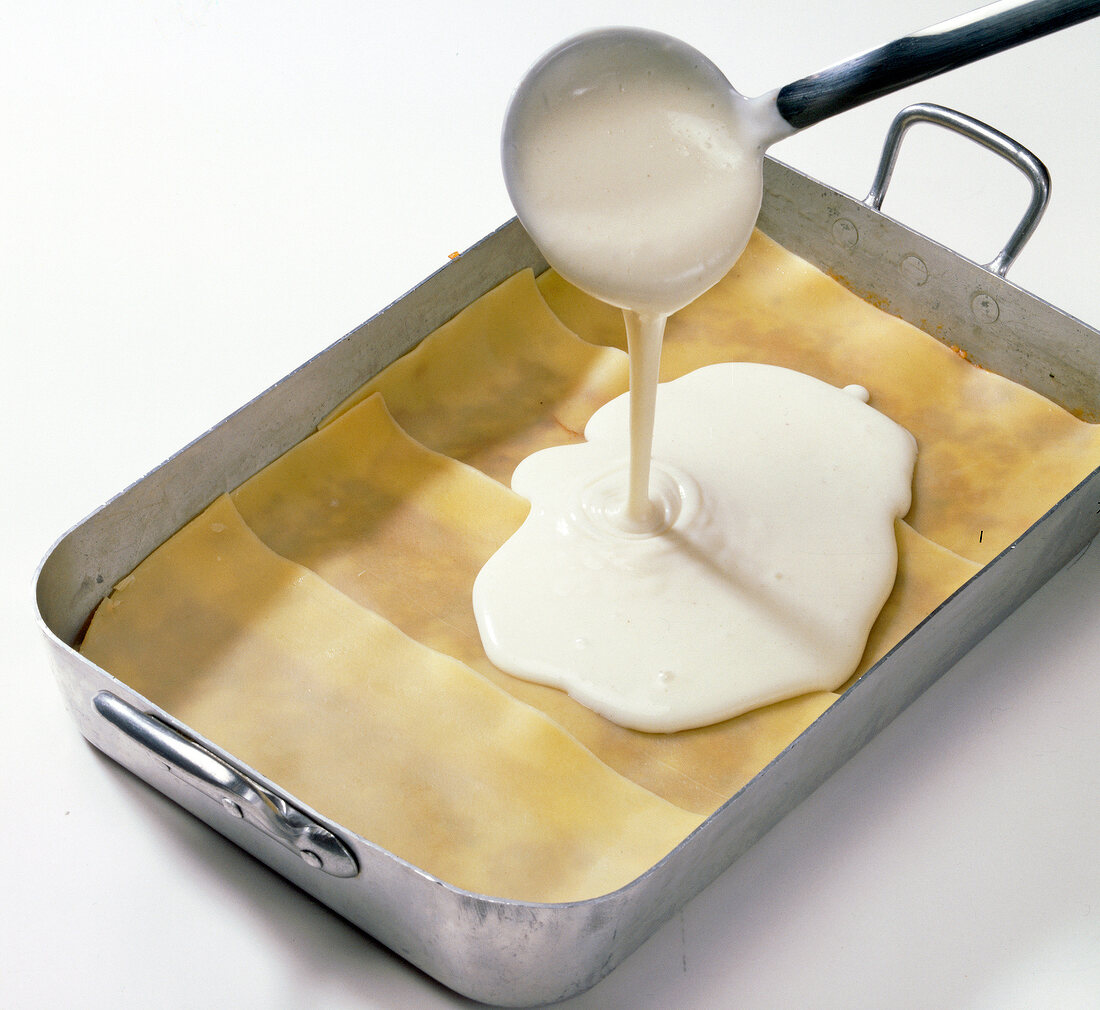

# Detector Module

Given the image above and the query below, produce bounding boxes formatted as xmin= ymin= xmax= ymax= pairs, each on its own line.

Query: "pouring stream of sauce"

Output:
xmin=501 ymin=29 xmax=789 ymax=525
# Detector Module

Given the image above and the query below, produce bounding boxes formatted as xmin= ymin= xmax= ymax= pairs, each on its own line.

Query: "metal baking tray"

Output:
xmin=34 ymin=105 xmax=1100 ymax=1006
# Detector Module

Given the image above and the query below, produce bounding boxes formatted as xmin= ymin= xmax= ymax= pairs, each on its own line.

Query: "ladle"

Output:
xmin=502 ymin=0 xmax=1100 ymax=316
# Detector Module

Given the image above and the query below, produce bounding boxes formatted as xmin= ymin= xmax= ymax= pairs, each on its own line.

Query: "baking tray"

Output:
xmin=34 ymin=105 xmax=1100 ymax=1006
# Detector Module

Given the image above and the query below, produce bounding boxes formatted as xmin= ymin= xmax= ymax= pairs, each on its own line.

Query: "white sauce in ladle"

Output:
xmin=477 ymin=28 xmax=917 ymax=731
xmin=501 ymin=29 xmax=786 ymax=318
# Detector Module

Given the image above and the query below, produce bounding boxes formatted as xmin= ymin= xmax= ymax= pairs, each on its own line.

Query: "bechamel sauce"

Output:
xmin=474 ymin=365 xmax=916 ymax=733
xmin=478 ymin=30 xmax=916 ymax=732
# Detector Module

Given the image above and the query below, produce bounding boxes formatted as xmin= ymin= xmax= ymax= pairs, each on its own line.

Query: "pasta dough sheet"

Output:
xmin=81 ymin=495 xmax=703 ymax=902
xmin=233 ymin=392 xmax=977 ymax=813
xmin=80 ymin=228 xmax=1099 ymax=900
xmin=322 ymin=270 xmax=630 ymax=484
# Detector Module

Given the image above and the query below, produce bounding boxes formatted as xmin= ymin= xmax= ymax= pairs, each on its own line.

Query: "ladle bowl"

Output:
xmin=502 ymin=0 xmax=1100 ymax=315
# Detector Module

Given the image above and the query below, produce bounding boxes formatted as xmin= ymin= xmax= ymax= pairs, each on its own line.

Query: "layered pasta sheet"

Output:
xmin=81 ymin=231 xmax=1100 ymax=900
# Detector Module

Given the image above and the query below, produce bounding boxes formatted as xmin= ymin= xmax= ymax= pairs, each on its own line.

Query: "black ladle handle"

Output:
xmin=775 ymin=0 xmax=1100 ymax=131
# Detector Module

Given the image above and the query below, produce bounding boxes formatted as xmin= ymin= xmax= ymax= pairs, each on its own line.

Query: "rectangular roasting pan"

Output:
xmin=34 ymin=106 xmax=1100 ymax=1007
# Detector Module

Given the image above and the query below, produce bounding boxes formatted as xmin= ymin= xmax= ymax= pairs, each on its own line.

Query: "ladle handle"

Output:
xmin=775 ymin=0 xmax=1100 ymax=131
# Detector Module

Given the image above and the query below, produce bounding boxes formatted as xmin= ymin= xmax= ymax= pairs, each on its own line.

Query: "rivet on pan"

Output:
xmin=832 ymin=218 xmax=858 ymax=248
xmin=222 ymin=798 xmax=244 ymax=818
xmin=971 ymin=292 xmax=1000 ymax=322
xmin=900 ymin=254 xmax=928 ymax=286
xmin=299 ymin=849 xmax=323 ymax=869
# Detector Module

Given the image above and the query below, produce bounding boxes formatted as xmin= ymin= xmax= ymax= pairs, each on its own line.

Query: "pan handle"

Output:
xmin=94 ymin=691 xmax=359 ymax=878
xmin=864 ymin=103 xmax=1051 ymax=277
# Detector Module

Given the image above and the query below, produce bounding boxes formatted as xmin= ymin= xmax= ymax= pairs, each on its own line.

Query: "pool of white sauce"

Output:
xmin=474 ymin=364 xmax=916 ymax=733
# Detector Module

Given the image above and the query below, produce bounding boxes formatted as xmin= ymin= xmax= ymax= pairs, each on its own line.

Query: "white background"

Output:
xmin=3 ymin=2 xmax=1099 ymax=1007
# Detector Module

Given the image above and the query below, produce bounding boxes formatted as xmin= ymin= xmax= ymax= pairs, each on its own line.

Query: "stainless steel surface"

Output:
xmin=865 ymin=103 xmax=1049 ymax=276
xmin=775 ymin=0 xmax=1100 ymax=129
xmin=33 ymin=135 xmax=1100 ymax=1003
xmin=759 ymin=138 xmax=1100 ymax=422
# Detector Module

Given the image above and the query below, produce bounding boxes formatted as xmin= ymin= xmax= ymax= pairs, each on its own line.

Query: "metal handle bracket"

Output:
xmin=865 ymin=102 xmax=1051 ymax=277
xmin=95 ymin=691 xmax=358 ymax=878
